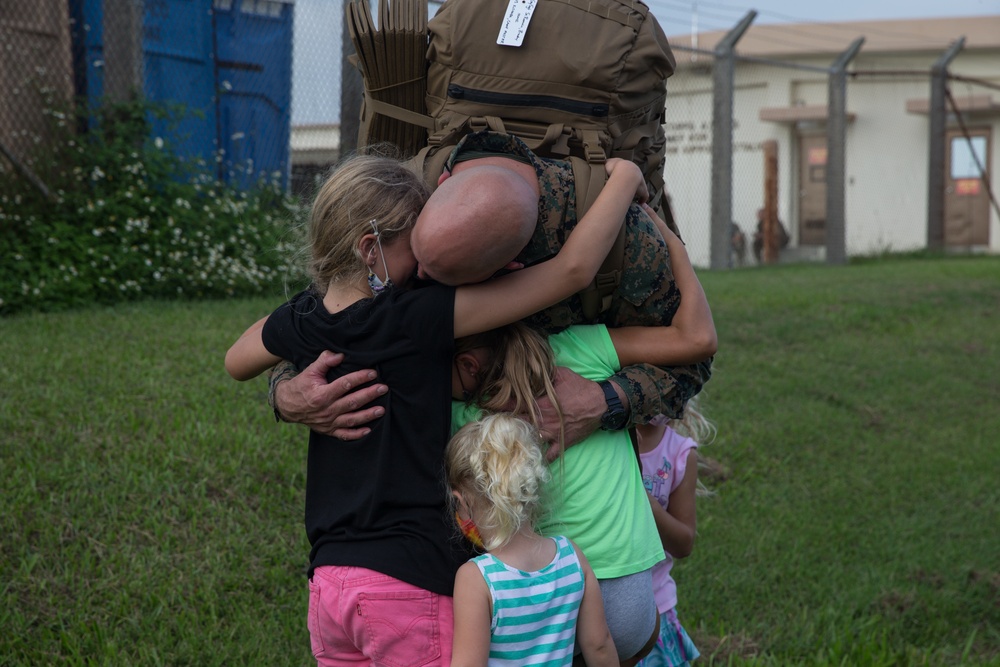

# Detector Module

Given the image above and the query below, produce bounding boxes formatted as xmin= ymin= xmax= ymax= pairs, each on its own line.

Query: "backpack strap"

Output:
xmin=570 ymin=147 xmax=625 ymax=321
xmin=363 ymin=95 xmax=436 ymax=131
xmin=406 ymin=144 xmax=453 ymax=190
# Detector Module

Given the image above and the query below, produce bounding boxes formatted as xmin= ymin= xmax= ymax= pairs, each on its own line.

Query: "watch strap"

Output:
xmin=598 ymin=380 xmax=627 ymax=430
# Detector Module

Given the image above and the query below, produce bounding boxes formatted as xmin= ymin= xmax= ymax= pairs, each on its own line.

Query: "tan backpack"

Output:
xmin=348 ymin=0 xmax=676 ymax=316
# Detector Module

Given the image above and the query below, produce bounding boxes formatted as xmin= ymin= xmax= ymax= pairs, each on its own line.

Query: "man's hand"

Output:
xmin=532 ymin=367 xmax=607 ymax=462
xmin=274 ymin=351 xmax=387 ymax=439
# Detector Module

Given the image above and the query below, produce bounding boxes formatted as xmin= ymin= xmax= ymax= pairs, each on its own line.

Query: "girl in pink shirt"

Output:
xmin=635 ymin=405 xmax=714 ymax=667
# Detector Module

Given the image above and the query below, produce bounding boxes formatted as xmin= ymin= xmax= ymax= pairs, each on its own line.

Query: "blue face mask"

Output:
xmin=367 ymin=268 xmax=392 ymax=294
xmin=367 ymin=219 xmax=393 ymax=295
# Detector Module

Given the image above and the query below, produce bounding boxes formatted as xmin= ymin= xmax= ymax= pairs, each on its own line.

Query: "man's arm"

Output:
xmin=269 ymin=352 xmax=388 ymax=439
xmin=535 ymin=367 xmax=610 ymax=462
xmin=534 ymin=357 xmax=710 ymax=463
xmin=610 ymin=359 xmax=712 ymax=424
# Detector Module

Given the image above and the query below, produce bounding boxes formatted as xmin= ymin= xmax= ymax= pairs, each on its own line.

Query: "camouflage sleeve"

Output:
xmin=610 ymin=358 xmax=712 ymax=424
xmin=267 ymin=359 xmax=299 ymax=422
xmin=606 ymin=204 xmax=713 ymax=424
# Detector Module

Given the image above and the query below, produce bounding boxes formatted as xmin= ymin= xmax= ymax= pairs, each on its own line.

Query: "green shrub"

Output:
xmin=0 ymin=97 xmax=307 ymax=315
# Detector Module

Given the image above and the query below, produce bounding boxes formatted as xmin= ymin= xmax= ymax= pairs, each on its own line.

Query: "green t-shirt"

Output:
xmin=452 ymin=325 xmax=664 ymax=579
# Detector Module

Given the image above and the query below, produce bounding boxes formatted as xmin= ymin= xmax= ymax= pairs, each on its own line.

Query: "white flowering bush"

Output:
xmin=0 ymin=99 xmax=306 ymax=315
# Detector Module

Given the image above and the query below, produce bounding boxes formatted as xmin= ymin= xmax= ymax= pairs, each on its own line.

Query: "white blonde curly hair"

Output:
xmin=445 ymin=413 xmax=550 ymax=551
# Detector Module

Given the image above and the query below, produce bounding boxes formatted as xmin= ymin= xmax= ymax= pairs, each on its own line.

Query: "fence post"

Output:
xmin=926 ymin=38 xmax=965 ymax=250
xmin=340 ymin=0 xmax=363 ymax=156
xmin=103 ymin=0 xmax=144 ymax=102
xmin=709 ymin=11 xmax=755 ymax=270
xmin=825 ymin=37 xmax=863 ymax=265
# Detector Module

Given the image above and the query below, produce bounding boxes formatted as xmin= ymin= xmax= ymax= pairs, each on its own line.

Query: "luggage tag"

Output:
xmin=497 ymin=0 xmax=538 ymax=47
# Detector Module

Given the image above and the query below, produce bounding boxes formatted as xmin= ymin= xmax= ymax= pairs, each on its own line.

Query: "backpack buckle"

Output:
xmin=580 ymin=129 xmax=607 ymax=164
xmin=594 ymin=269 xmax=621 ymax=293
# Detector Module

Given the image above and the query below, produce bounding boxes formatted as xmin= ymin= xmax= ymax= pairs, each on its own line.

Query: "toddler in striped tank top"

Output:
xmin=446 ymin=413 xmax=618 ymax=667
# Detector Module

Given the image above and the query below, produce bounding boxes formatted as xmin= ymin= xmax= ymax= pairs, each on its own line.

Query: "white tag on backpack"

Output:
xmin=497 ymin=0 xmax=537 ymax=47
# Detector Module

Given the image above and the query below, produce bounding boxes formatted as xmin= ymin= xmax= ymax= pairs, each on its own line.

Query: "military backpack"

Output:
xmin=349 ymin=0 xmax=677 ymax=316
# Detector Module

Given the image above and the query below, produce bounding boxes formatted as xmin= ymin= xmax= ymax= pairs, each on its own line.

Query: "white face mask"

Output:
xmin=367 ymin=219 xmax=393 ymax=295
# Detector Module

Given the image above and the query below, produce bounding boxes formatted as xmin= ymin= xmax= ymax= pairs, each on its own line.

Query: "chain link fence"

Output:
xmin=662 ymin=19 xmax=999 ymax=269
xmin=3 ymin=2 xmax=996 ymax=264
xmin=662 ymin=46 xmax=847 ymax=267
xmin=1 ymin=0 xmax=294 ymax=194
xmin=0 ymin=0 xmax=75 ymax=186
xmin=290 ymin=0 xmax=444 ymax=197
xmin=290 ymin=0 xmax=344 ymax=196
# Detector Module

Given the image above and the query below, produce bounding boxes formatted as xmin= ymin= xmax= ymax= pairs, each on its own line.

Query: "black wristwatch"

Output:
xmin=598 ymin=380 xmax=628 ymax=431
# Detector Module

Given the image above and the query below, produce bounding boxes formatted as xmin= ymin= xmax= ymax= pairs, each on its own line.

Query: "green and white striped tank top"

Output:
xmin=473 ymin=534 xmax=585 ymax=666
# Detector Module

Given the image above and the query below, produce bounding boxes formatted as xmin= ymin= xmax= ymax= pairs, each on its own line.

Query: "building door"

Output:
xmin=945 ymin=129 xmax=991 ymax=246
xmin=798 ymin=134 xmax=827 ymax=246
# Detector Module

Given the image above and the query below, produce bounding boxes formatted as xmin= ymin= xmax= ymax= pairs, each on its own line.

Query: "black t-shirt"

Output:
xmin=261 ymin=285 xmax=470 ymax=595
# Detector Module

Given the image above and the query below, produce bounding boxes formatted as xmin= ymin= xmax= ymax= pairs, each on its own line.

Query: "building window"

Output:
xmin=950 ymin=136 xmax=987 ymax=179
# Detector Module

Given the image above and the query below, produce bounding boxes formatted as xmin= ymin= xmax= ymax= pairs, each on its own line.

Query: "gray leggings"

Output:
xmin=597 ymin=568 xmax=657 ymax=660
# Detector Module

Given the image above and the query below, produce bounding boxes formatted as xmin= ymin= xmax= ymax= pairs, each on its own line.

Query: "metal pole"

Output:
xmin=926 ymin=38 xmax=965 ymax=250
xmin=103 ymin=0 xmax=144 ymax=102
xmin=825 ymin=37 xmax=863 ymax=265
xmin=0 ymin=139 xmax=52 ymax=201
xmin=709 ymin=10 xmax=755 ymax=270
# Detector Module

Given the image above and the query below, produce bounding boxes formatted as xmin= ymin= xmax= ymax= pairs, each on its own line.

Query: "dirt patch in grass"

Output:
xmin=693 ymin=629 xmax=761 ymax=661
xmin=872 ymin=589 xmax=917 ymax=616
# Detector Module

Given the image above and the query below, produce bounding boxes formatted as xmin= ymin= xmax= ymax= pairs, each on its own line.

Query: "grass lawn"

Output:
xmin=1 ymin=255 xmax=998 ymax=665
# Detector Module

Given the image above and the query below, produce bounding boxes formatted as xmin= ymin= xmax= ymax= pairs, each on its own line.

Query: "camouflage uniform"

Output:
xmin=445 ymin=131 xmax=712 ymax=422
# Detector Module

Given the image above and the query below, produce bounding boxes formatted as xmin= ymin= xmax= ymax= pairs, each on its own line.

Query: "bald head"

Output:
xmin=412 ymin=165 xmax=538 ymax=285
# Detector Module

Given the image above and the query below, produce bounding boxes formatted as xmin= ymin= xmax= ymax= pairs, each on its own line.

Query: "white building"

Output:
xmin=662 ymin=15 xmax=1000 ymax=267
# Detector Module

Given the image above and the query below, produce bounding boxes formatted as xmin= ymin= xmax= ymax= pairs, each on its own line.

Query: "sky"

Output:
xmin=292 ymin=0 xmax=1000 ymax=125
xmin=648 ymin=0 xmax=1000 ymax=34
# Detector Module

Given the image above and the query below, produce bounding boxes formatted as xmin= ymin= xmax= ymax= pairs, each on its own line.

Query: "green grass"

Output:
xmin=687 ymin=256 xmax=1000 ymax=665
xmin=1 ymin=255 xmax=998 ymax=665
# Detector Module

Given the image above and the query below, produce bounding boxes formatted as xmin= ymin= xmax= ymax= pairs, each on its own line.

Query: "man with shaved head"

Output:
xmin=411 ymin=165 xmax=538 ymax=285
xmin=270 ymin=131 xmax=714 ymax=453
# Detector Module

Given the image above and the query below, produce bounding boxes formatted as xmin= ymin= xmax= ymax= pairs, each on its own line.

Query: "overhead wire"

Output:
xmin=649 ymin=0 xmax=984 ymax=52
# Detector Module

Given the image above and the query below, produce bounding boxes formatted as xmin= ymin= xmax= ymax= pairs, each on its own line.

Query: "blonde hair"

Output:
xmin=670 ymin=395 xmax=716 ymax=446
xmin=670 ymin=395 xmax=717 ymax=498
xmin=307 ymin=150 xmax=429 ymax=293
xmin=446 ymin=413 xmax=550 ymax=551
xmin=455 ymin=322 xmax=564 ymax=441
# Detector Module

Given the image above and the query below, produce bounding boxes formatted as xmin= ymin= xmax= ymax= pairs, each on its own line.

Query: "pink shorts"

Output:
xmin=308 ymin=565 xmax=454 ymax=667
